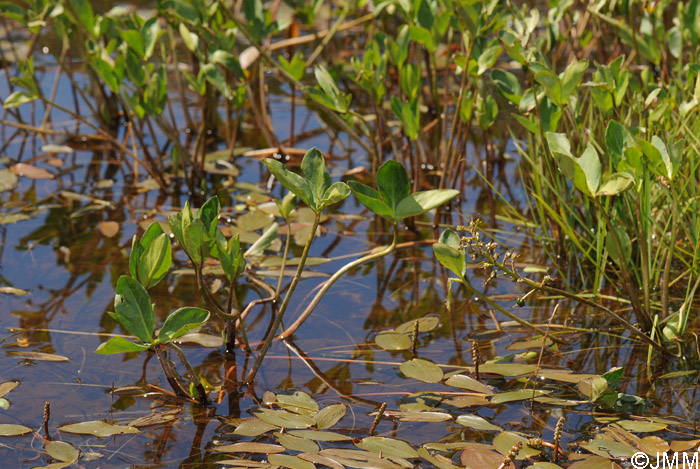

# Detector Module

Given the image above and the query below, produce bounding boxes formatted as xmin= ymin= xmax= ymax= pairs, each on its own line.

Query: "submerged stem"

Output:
xmin=245 ymin=211 xmax=322 ymax=384
xmin=278 ymin=224 xmax=399 ymax=340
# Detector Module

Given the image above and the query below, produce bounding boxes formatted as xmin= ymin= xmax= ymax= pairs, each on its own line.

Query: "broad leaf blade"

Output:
xmin=394 ymin=189 xmax=459 ymax=220
xmin=137 ymin=233 xmax=171 ymax=289
xmin=376 ymin=160 xmax=410 ymax=213
xmin=263 ymin=158 xmax=313 ymax=208
xmin=158 ymin=307 xmax=210 ymax=343
xmin=96 ymin=337 xmax=150 ymax=354
xmin=300 ymin=148 xmax=330 ymax=211
xmin=348 ymin=181 xmax=394 ymax=220
xmin=112 ymin=276 xmax=154 ymax=342
xmin=321 ymin=181 xmax=350 ymax=207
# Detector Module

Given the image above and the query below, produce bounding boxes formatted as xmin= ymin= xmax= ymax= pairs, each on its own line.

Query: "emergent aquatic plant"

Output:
xmin=96 ymin=222 xmax=210 ymax=404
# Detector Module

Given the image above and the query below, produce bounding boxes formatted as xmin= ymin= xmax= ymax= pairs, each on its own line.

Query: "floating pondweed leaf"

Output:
xmin=455 ymin=414 xmax=502 ymax=432
xmin=319 ymin=448 xmax=407 ymax=468
xmin=381 ymin=411 xmax=452 ymax=422
xmin=0 ymin=169 xmax=18 ymax=191
xmin=580 ymin=439 xmax=637 ymax=458
xmin=506 ymin=337 xmax=553 ymax=350
xmin=490 ymin=389 xmax=551 ymax=404
xmin=399 ymin=392 xmax=442 ymax=412
xmin=9 ymin=352 xmax=69 ymax=362
xmin=215 ymin=460 xmax=272 ymax=468
xmin=658 ymin=370 xmax=697 ymax=379
xmin=440 ymin=395 xmax=490 ymax=408
xmin=275 ymin=432 xmax=320 ymax=453
xmin=289 ymin=430 xmax=351 ymax=441
xmin=298 ymin=453 xmax=344 ymax=469
xmin=128 ymin=409 xmax=180 ymax=427
xmin=533 ymin=397 xmax=581 ymax=406
xmin=493 ymin=432 xmax=542 ymax=459
xmin=135 ymin=178 xmax=161 ymax=193
xmin=375 ymin=331 xmax=411 ymax=351
xmin=418 ymin=447 xmax=459 ymax=469
xmin=276 ymin=391 xmax=319 ymax=416
xmin=616 ymin=420 xmax=667 ymax=432
xmin=45 ymin=440 xmax=79 ymax=464
xmin=215 ymin=442 xmax=285 ymax=453
xmin=671 ymin=439 xmax=700 ymax=452
xmin=0 ymin=287 xmax=28 ymax=296
xmin=444 ymin=374 xmax=494 ymax=394
xmin=59 ymin=421 xmax=139 ymax=437
xmin=528 ymin=463 xmax=565 ymax=468
xmin=233 ymin=418 xmax=279 ymax=436
xmin=0 ymin=424 xmax=32 ymax=436
xmin=358 ymin=436 xmax=419 ymax=459
xmin=459 ymin=446 xmax=502 ymax=469
xmin=478 ymin=363 xmax=538 ymax=376
xmin=0 ymin=398 xmax=9 ymax=410
xmin=395 ymin=316 xmax=440 ymax=333
xmin=399 ymin=358 xmax=443 ymax=383
xmin=568 ymin=456 xmax=622 ymax=468
xmin=537 ymin=370 xmax=598 ymax=383
xmin=10 ymin=163 xmax=54 ymax=179
xmin=637 ymin=435 xmax=669 ymax=455
xmin=268 ymin=454 xmax=316 ymax=469
xmin=98 ymin=221 xmax=120 ymax=238
xmin=313 ymin=404 xmax=346 ymax=429
xmin=253 ymin=408 xmax=315 ymax=429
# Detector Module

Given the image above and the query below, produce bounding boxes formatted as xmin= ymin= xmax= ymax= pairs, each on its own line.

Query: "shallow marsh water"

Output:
xmin=2 ymin=11 xmax=700 ymax=469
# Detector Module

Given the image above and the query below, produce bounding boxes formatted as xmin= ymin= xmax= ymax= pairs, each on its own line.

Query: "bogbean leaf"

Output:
xmin=433 ymin=229 xmax=466 ymax=279
xmin=136 ymin=233 xmax=171 ymax=289
xmin=111 ymin=276 xmax=154 ymax=342
xmin=95 ymin=336 xmax=150 ymax=354
xmin=157 ymin=307 xmax=209 ymax=344
xmin=349 ymin=161 xmax=458 ymax=223
xmin=263 ymin=148 xmax=349 ymax=213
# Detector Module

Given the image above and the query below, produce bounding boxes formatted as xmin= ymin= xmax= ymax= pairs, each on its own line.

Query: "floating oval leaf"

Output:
xmin=399 ymin=358 xmax=443 ymax=383
xmin=313 ymin=404 xmax=346 ymax=429
xmin=357 ymin=436 xmax=419 ymax=459
xmin=399 ymin=392 xmax=442 ymax=412
xmin=233 ymin=418 xmax=279 ymax=436
xmin=491 ymin=390 xmax=551 ymax=404
xmin=268 ymin=454 xmax=316 ymax=469
xmin=288 ymin=430 xmax=352 ymax=441
xmin=493 ymin=432 xmax=541 ymax=459
xmin=375 ymin=331 xmax=411 ymax=351
xmin=215 ymin=442 xmax=285 ymax=453
xmin=253 ymin=408 xmax=315 ymax=429
xmin=275 ymin=432 xmax=320 ymax=454
xmin=444 ymin=374 xmax=493 ymax=394
xmin=59 ymin=420 xmax=139 ymax=437
xmin=459 ymin=446 xmax=502 ymax=469
xmin=0 ymin=424 xmax=32 ymax=436
xmin=395 ymin=316 xmax=440 ymax=333
xmin=616 ymin=420 xmax=667 ymax=432
xmin=455 ymin=415 xmax=502 ymax=432
xmin=45 ymin=441 xmax=79 ymax=463
xmin=276 ymin=391 xmax=319 ymax=416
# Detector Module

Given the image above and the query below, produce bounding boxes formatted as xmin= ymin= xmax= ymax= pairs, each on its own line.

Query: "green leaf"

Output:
xmin=408 ymin=25 xmax=435 ymax=52
xmin=477 ymin=44 xmax=502 ymax=76
xmin=262 ymin=159 xmax=313 ymax=208
xmin=375 ymin=331 xmax=411 ymax=350
xmin=0 ymin=424 xmax=32 ymax=436
xmin=195 ymin=196 xmax=220 ymax=230
xmin=377 ymin=160 xmax=410 ymax=213
xmin=69 ymin=0 xmax=95 ymax=36
xmin=399 ymin=358 xmax=444 ymax=383
xmin=157 ymin=307 xmax=210 ymax=344
xmin=279 ymin=51 xmax=305 ymax=81
xmin=244 ymin=222 xmax=279 ymax=258
xmin=3 ymin=91 xmax=36 ymax=108
xmin=606 ymin=120 xmax=634 ymax=168
xmin=312 ymin=65 xmax=350 ymax=113
xmin=136 ymin=233 xmax=171 ymax=289
xmin=301 ymin=147 xmax=330 ymax=210
xmin=119 ymin=29 xmax=145 ymax=58
xmin=561 ymin=60 xmax=588 ymax=101
xmin=179 ymin=22 xmax=199 ymax=53
xmin=321 ymin=181 xmax=350 ymax=207
xmin=546 ymin=133 xmax=601 ymax=196
xmin=357 ymin=436 xmax=419 ymax=459
xmin=395 ymin=189 xmax=460 ymax=219
xmin=596 ymin=172 xmax=633 ymax=196
xmin=111 ymin=276 xmax=154 ymax=342
xmin=59 ymin=420 xmax=139 ymax=438
xmin=141 ymin=17 xmax=161 ymax=59
xmin=45 ymin=441 xmax=79 ymax=464
xmin=491 ymin=69 xmax=522 ymax=105
xmin=276 ymin=191 xmax=297 ymax=220
xmin=455 ymin=415 xmax=502 ymax=431
xmin=95 ymin=336 xmax=150 ymax=354
xmin=347 ymin=182 xmax=394 ymax=220
xmin=535 ymin=70 xmax=563 ymax=106
xmin=210 ymin=50 xmax=244 ymax=79
xmin=433 ymin=231 xmax=465 ymax=280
